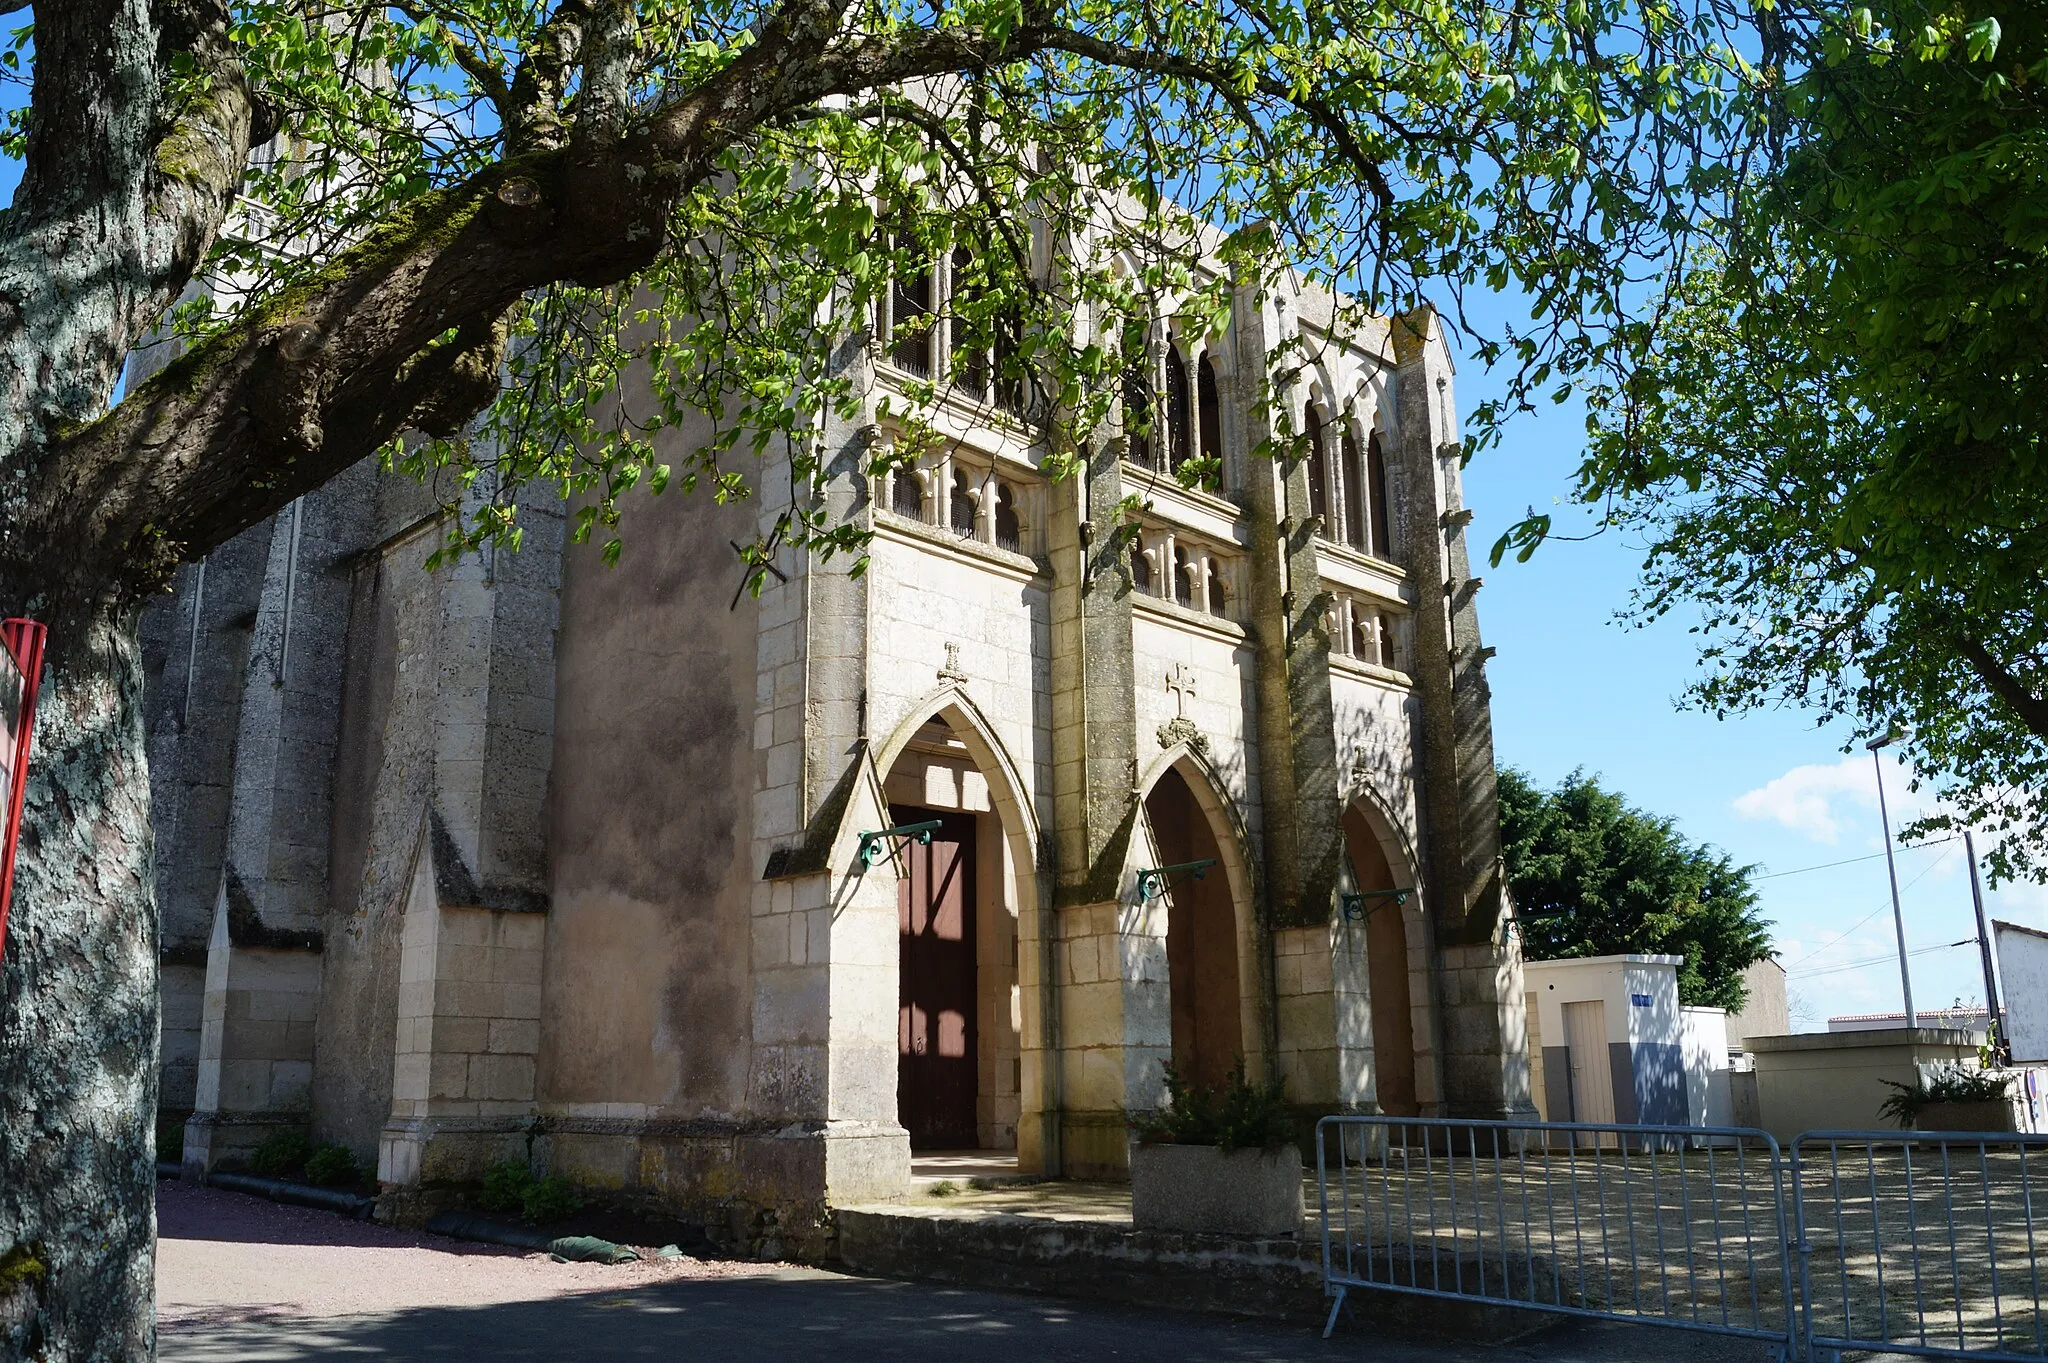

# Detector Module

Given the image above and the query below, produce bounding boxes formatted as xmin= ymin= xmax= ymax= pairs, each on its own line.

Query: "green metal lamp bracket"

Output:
xmin=1136 ymin=858 xmax=1217 ymax=902
xmin=1340 ymin=887 xmax=1415 ymax=921
xmin=857 ymin=820 xmax=942 ymax=869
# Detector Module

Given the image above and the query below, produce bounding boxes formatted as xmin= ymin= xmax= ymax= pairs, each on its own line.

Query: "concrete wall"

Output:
xmin=1748 ymin=1029 xmax=1982 ymax=1142
xmin=1995 ymin=921 xmax=2048 ymax=1063
xmin=1681 ymin=1007 xmax=1733 ymax=1129
xmin=1625 ymin=961 xmax=1686 ymax=1126
xmin=1725 ymin=958 xmax=1790 ymax=1050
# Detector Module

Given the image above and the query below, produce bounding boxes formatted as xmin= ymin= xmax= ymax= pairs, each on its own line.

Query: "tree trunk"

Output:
xmin=0 ymin=607 xmax=158 ymax=1361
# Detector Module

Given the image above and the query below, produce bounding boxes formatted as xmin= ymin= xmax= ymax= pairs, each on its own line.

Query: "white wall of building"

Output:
xmin=1996 ymin=921 xmax=2048 ymax=1063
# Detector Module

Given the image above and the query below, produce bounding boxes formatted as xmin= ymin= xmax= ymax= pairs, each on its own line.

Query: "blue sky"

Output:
xmin=1447 ymin=326 xmax=2044 ymax=1029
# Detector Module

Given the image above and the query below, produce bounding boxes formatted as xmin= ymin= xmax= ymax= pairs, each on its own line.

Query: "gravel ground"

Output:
xmin=154 ymin=1179 xmax=1802 ymax=1363
xmin=155 ymin=1178 xmax=812 ymax=1334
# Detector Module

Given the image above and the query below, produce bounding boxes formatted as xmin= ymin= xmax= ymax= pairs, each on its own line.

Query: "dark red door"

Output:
xmin=895 ymin=804 xmax=978 ymax=1150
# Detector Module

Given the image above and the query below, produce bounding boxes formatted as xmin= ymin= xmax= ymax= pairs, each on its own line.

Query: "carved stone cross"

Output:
xmin=1166 ymin=662 xmax=1197 ymax=719
xmin=938 ymin=642 xmax=968 ymax=683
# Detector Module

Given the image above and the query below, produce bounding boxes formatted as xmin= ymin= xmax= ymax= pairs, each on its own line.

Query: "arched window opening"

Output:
xmin=1197 ymin=354 xmax=1223 ymax=477
xmin=1351 ymin=610 xmax=1372 ymax=660
xmin=1208 ymin=570 xmax=1228 ymax=618
xmin=1131 ymin=541 xmax=1153 ymax=593
xmin=1173 ymin=547 xmax=1194 ymax=607
xmin=1341 ymin=432 xmax=1367 ymax=551
xmin=1123 ymin=364 xmax=1155 ymax=468
xmin=1378 ymin=611 xmax=1399 ymax=670
xmin=892 ymin=466 xmax=925 ymax=519
xmin=1304 ymin=404 xmax=1329 ymax=525
xmin=950 ymin=467 xmax=977 ymax=535
xmin=950 ymin=247 xmax=988 ymax=399
xmin=994 ymin=308 xmax=1027 ymax=418
xmin=995 ymin=482 xmax=1022 ymax=552
xmin=1165 ymin=346 xmax=1192 ymax=474
xmin=890 ymin=237 xmax=934 ymax=377
xmin=1367 ymin=432 xmax=1394 ymax=560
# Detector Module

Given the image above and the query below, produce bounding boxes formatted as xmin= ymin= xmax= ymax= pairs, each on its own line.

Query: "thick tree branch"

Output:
xmin=33 ymin=0 xmax=1416 ymax=593
xmin=1955 ymin=633 xmax=2048 ymax=741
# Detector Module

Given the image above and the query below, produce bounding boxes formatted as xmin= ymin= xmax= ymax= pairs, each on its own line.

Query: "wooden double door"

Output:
xmin=894 ymin=804 xmax=979 ymax=1150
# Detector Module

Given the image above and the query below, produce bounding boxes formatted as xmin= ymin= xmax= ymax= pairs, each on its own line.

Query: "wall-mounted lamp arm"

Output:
xmin=1339 ymin=886 xmax=1415 ymax=921
xmin=1136 ymin=858 xmax=1217 ymax=902
xmin=857 ymin=819 xmax=943 ymax=869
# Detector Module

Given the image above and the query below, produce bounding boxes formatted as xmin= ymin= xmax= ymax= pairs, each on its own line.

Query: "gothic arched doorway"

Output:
xmin=1342 ymin=802 xmax=1422 ymax=1116
xmin=1143 ymin=765 xmax=1244 ymax=1092
xmin=880 ymin=713 xmax=1026 ymax=1153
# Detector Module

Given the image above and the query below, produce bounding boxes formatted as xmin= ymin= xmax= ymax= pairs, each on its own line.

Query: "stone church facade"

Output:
xmin=143 ymin=234 xmax=1534 ymax=1250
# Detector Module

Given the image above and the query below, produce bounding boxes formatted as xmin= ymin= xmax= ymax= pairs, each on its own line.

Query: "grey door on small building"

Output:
xmin=1562 ymin=1000 xmax=1617 ymax=1146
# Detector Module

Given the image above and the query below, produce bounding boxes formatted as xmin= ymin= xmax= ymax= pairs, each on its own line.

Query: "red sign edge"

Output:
xmin=0 ymin=619 xmax=47 ymax=964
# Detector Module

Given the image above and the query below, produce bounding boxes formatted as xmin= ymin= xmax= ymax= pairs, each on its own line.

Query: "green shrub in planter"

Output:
xmin=520 ymin=1176 xmax=583 ymax=1224
xmin=1136 ymin=1060 xmax=1292 ymax=1151
xmin=304 ymin=1143 xmax=361 ymax=1187
xmin=1878 ymin=1064 xmax=2013 ymax=1127
xmin=478 ymin=1159 xmax=534 ymax=1214
xmin=250 ymin=1130 xmax=313 ymax=1178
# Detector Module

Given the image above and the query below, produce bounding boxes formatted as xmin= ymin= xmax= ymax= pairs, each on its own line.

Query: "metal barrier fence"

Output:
xmin=1794 ymin=1131 xmax=2048 ymax=1362
xmin=1315 ymin=1115 xmax=1798 ymax=1355
xmin=1317 ymin=1116 xmax=2048 ymax=1362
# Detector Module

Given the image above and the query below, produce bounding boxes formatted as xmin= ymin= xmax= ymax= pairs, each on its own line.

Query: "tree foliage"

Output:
xmin=3 ymin=0 xmax=1784 ymax=606
xmin=1499 ymin=0 xmax=2048 ymax=883
xmin=1498 ymin=767 xmax=1773 ymax=1010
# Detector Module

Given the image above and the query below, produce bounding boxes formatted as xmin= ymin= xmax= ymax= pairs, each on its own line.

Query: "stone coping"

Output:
xmin=1747 ymin=1028 xmax=1980 ymax=1052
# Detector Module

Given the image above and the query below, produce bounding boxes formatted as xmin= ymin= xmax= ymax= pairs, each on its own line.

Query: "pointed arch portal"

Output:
xmin=874 ymin=694 xmax=1039 ymax=1155
xmin=1143 ymin=764 xmax=1247 ymax=1094
xmin=1342 ymin=798 xmax=1426 ymax=1116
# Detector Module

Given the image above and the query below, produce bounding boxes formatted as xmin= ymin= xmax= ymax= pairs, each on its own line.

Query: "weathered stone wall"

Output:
xmin=865 ymin=530 xmax=1050 ymax=817
xmin=311 ymin=466 xmax=564 ymax=1164
xmin=140 ymin=529 xmax=269 ymax=957
xmin=542 ymin=468 xmax=762 ymax=1124
xmin=379 ymin=841 xmax=547 ymax=1185
xmin=1390 ymin=308 xmax=1533 ymax=1121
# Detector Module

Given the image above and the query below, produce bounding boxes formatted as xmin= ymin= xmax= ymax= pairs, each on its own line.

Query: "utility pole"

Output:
xmin=1868 ymin=735 xmax=1916 ymax=1028
xmin=1967 ymin=831 xmax=2006 ymax=1062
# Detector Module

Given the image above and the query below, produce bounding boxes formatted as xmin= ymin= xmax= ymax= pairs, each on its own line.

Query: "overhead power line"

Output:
xmin=1754 ymin=835 xmax=1959 ymax=881
xmin=1790 ymin=936 xmax=1977 ymax=981
xmin=1781 ymin=843 xmax=1961 ymax=970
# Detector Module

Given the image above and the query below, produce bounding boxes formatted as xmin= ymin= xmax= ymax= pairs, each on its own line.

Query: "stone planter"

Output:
xmin=1130 ymin=1142 xmax=1303 ymax=1237
xmin=1914 ymin=1099 xmax=2019 ymax=1134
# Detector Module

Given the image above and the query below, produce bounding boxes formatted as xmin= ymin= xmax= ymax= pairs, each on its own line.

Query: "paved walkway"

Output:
xmin=157 ymin=1180 xmax=1793 ymax=1362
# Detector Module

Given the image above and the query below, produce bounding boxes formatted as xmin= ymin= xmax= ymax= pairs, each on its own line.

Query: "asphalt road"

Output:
xmin=158 ymin=1182 xmax=1790 ymax=1363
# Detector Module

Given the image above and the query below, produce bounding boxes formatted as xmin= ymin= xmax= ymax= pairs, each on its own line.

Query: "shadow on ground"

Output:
xmin=160 ymin=1268 xmax=1788 ymax=1363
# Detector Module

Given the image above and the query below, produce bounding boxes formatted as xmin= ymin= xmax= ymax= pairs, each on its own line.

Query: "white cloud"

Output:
xmin=1732 ymin=757 xmax=1874 ymax=843
xmin=1732 ymin=753 xmax=1941 ymax=844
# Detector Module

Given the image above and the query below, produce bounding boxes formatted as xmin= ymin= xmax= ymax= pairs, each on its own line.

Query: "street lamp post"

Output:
xmin=1868 ymin=734 xmax=1916 ymax=1028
